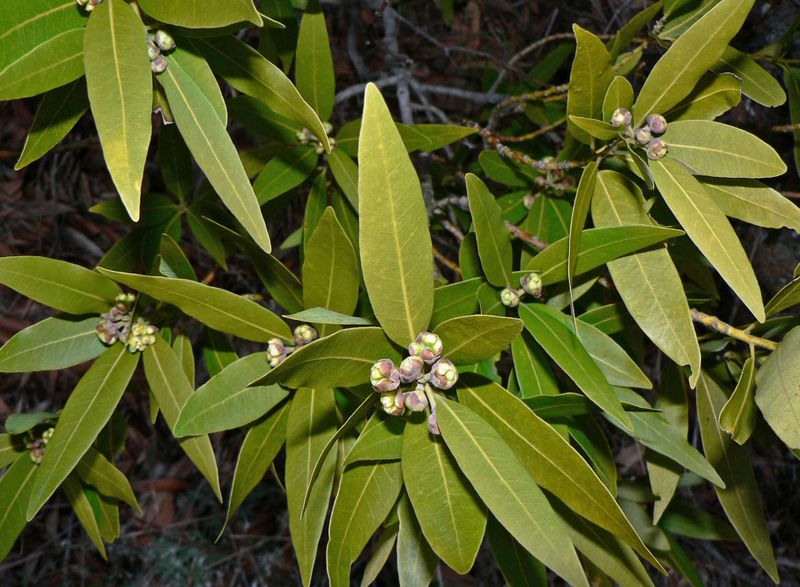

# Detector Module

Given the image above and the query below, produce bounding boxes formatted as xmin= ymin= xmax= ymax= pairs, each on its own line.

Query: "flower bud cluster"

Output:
xmin=76 ymin=0 xmax=103 ymax=13
xmin=611 ymin=108 xmax=669 ymax=161
xmin=146 ymin=30 xmax=176 ymax=74
xmin=96 ymin=294 xmax=159 ymax=353
xmin=296 ymin=122 xmax=336 ymax=154
xmin=267 ymin=324 xmax=318 ymax=368
xmin=500 ymin=272 xmax=543 ymax=308
xmin=369 ymin=332 xmax=459 ymax=434
xmin=27 ymin=427 xmax=54 ymax=464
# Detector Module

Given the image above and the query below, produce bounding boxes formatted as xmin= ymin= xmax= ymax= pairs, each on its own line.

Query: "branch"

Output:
xmin=690 ymin=309 xmax=778 ymax=351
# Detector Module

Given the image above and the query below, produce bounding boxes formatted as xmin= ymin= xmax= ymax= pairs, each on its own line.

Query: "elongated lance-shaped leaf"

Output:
xmin=719 ymin=354 xmax=757 ymax=445
xmin=567 ymin=25 xmax=613 ymax=144
xmin=358 ymin=83 xmax=433 ymax=345
xmin=326 ymin=461 xmax=403 ymax=587
xmin=0 ymin=456 xmax=38 ymax=560
xmin=286 ymin=389 xmax=338 ymax=586
xmin=486 ymin=516 xmax=547 ymax=587
xmin=434 ymin=314 xmax=522 ymax=365
xmin=63 ymin=473 xmax=107 ymax=559
xmin=592 ymin=170 xmax=701 ymax=387
xmin=143 ymin=338 xmax=222 ymax=501
xmin=27 ymin=345 xmax=139 ymax=521
xmin=458 ymin=376 xmax=663 ymax=571
xmin=697 ymin=372 xmax=779 ymax=582
xmin=650 ymin=158 xmax=764 ymax=322
xmin=222 ymin=402 xmax=289 ymax=535
xmin=296 ymin=0 xmax=335 ymax=121
xmin=403 ymin=417 xmax=486 ymax=573
xmin=397 ymin=494 xmax=438 ymax=587
xmin=344 ymin=412 xmax=404 ymax=466
xmin=519 ymin=303 xmax=633 ymax=432
xmin=98 ymin=269 xmax=290 ymax=342
xmin=666 ymin=72 xmax=742 ymax=122
xmin=159 ymin=55 xmax=271 ymax=253
xmin=703 ymin=178 xmax=800 ymax=233
xmin=75 ymin=447 xmax=140 ymax=513
xmin=567 ymin=161 xmax=598 ymax=324
xmin=633 ymin=0 xmax=755 ymax=125
xmin=436 ymin=397 xmax=590 ymax=587
xmin=0 ymin=256 xmax=121 ymax=315
xmin=754 ymin=327 xmax=800 ymax=450
xmin=187 ymin=36 xmax=329 ymax=152
xmin=85 ymin=0 xmax=152 ymax=221
xmin=711 ymin=45 xmax=786 ymax=108
xmin=137 ymin=0 xmax=262 ymax=28
xmin=466 ymin=173 xmax=513 ymax=287
xmin=16 ymin=78 xmax=88 ymax=170
xmin=0 ymin=316 xmax=107 ymax=373
xmin=602 ymin=76 xmax=634 ymax=120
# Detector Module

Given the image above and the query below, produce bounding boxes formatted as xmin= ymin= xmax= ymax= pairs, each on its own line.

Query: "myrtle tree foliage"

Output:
xmin=1 ymin=0 xmax=800 ymax=584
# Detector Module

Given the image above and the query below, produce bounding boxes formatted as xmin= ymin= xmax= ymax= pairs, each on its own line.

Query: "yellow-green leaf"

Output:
xmin=0 ymin=456 xmax=38 ymax=560
xmin=702 ymin=178 xmax=800 ymax=232
xmin=434 ymin=314 xmax=522 ymax=365
xmin=650 ymin=158 xmax=764 ymax=322
xmin=754 ymin=327 xmax=800 ymax=450
xmin=466 ymin=173 xmax=513 ymax=287
xmin=358 ymin=83 xmax=433 ymax=345
xmin=85 ymin=0 xmax=152 ymax=221
xmin=667 ymin=72 xmax=742 ymax=121
xmin=719 ymin=355 xmax=757 ymax=445
xmin=567 ymin=24 xmax=613 ymax=145
xmin=137 ymin=0 xmax=262 ymax=28
xmin=296 ymin=1 xmax=334 ymax=121
xmin=711 ymin=45 xmax=786 ymax=107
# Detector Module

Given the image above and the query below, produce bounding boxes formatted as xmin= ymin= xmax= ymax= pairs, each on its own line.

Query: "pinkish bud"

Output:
xmin=610 ymin=107 xmax=632 ymax=128
xmin=430 ymin=358 xmax=458 ymax=390
xmin=153 ymin=30 xmax=176 ymax=51
xmin=500 ymin=287 xmax=520 ymax=308
xmin=150 ymin=55 xmax=168 ymax=74
xmin=408 ymin=332 xmax=443 ymax=364
xmin=645 ymin=113 xmax=667 ymax=135
xmin=398 ymin=355 xmax=425 ymax=383
xmin=646 ymin=139 xmax=669 ymax=161
xmin=293 ymin=324 xmax=318 ymax=346
xmin=427 ymin=412 xmax=441 ymax=435
xmin=267 ymin=338 xmax=287 ymax=367
xmin=370 ymin=359 xmax=400 ymax=392
xmin=520 ymin=272 xmax=543 ymax=297
xmin=402 ymin=386 xmax=428 ymax=412
xmin=634 ymin=126 xmax=652 ymax=145
xmin=380 ymin=392 xmax=405 ymax=416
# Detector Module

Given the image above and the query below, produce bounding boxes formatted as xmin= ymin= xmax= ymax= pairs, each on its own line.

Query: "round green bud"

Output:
xmin=398 ymin=355 xmax=424 ymax=383
xmin=370 ymin=359 xmax=400 ymax=392
xmin=634 ymin=126 xmax=652 ymax=145
xmin=150 ymin=55 xmax=168 ymax=74
xmin=520 ymin=272 xmax=543 ymax=298
xmin=645 ymin=113 xmax=667 ymax=135
xmin=42 ymin=428 xmax=55 ymax=443
xmin=430 ymin=358 xmax=458 ymax=390
xmin=323 ymin=122 xmax=334 ymax=135
xmin=646 ymin=139 xmax=668 ymax=161
xmin=153 ymin=30 xmax=176 ymax=51
xmin=314 ymin=144 xmax=325 ymax=155
xmin=500 ymin=287 xmax=520 ymax=308
xmin=409 ymin=332 xmax=443 ymax=364
xmin=293 ymin=324 xmax=318 ymax=346
xmin=610 ymin=107 xmax=632 ymax=128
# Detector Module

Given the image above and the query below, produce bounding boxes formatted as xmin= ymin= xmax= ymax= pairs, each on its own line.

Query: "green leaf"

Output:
xmin=188 ymin=36 xmax=329 ymax=152
xmin=260 ymin=327 xmax=401 ymax=389
xmin=765 ymin=278 xmax=800 ymax=317
xmin=360 ymin=524 xmax=399 ymax=587
xmin=138 ymin=0 xmax=262 ymax=28
xmin=397 ymin=494 xmax=438 ymax=587
xmin=613 ymin=388 xmax=724 ymax=486
xmin=359 ymin=84 xmax=433 ymax=345
xmin=398 ymin=123 xmax=477 ymax=152
xmin=592 ymin=170 xmax=701 ymax=386
xmin=26 ymin=345 xmax=138 ymax=520
xmin=223 ymin=402 xmax=289 ymax=531
xmin=519 ymin=303 xmax=633 ymax=432
xmin=466 ymin=173 xmax=513 ymax=287
xmin=75 ymin=447 xmax=140 ymax=512
xmin=567 ymin=161 xmax=599 ymax=318
xmin=650 ymin=158 xmax=765 ymax=322
xmin=754 ymin=327 xmax=800 ymax=450
xmin=458 ymin=377 xmax=662 ymax=570
xmin=602 ymin=75 xmax=634 ymax=121
xmin=567 ymin=25 xmax=613 ymax=144
xmin=719 ymin=355 xmax=757 ymax=445
xmin=0 ymin=0 xmax=85 ymax=73
xmin=303 ymin=207 xmax=359 ymax=336
xmin=458 ymin=232 xmax=482 ymax=279
xmin=403 ymin=417 xmax=485 ymax=573
xmin=253 ymin=146 xmax=318 ymax=204
xmin=784 ymin=68 xmax=800 ymax=177
xmin=202 ymin=329 xmax=237 ymax=377
xmin=98 ymin=269 xmax=291 ymax=342
xmin=296 ymin=1 xmax=334 ymax=121
xmin=567 ymin=116 xmax=619 ymax=140
xmin=142 ymin=338 xmax=222 ymax=501
xmin=434 ymin=315 xmax=522 ymax=364
xmin=328 ymin=149 xmax=359 ymax=208
xmin=5 ymin=412 xmax=58 ymax=434
xmin=159 ymin=124 xmax=194 ymax=201
xmin=15 ymin=78 xmax=88 ymax=169
xmin=573 ymin=318 xmax=651 ymax=389
xmin=633 ymin=0 xmax=754 ymax=124
xmin=0 ymin=27 xmax=84 ymax=100
xmin=326 ymin=461 xmax=403 ymax=587
xmin=522 ymin=225 xmax=684 ymax=285
xmin=85 ymin=0 xmax=152 ymax=221
xmin=175 ymin=355 xmax=286 ymax=436
xmin=0 ymin=316 xmax=107 ymax=373
xmin=430 ymin=279 xmax=482 ymax=327
xmin=63 ymin=474 xmax=107 ymax=558
xmin=608 ymin=1 xmax=662 ymax=59
xmin=344 ymin=412 xmax=404 ymax=465
xmin=160 ymin=55 xmax=271 ymax=253
xmin=702 ymin=178 xmax=800 ymax=232
xmin=0 ymin=256 xmax=121 ymax=314
xmin=303 ymin=171 xmax=328 ymax=252
xmin=511 ymin=331 xmax=559 ymax=399
xmin=697 ymin=372 xmax=779 ymax=582
xmin=711 ymin=46 xmax=786 ymax=107
xmin=436 ymin=397 xmax=589 ymax=587
xmin=287 ymin=388 xmax=338 ymax=587
xmin=0 ymin=456 xmax=38 ymax=560
xmin=285 ymin=308 xmax=373 ymax=326
xmin=478 ymin=150 xmax=533 ymax=187
xmin=0 ymin=434 xmax=25 ymax=468
xmin=486 ymin=516 xmax=547 ymax=587
xmin=248 ymin=253 xmax=305 ymax=315
xmin=159 ymin=235 xmax=197 ymax=281
xmin=169 ymin=47 xmax=227 ymax=125
xmin=661 ymin=120 xmax=787 ymax=178
xmin=667 ymin=72 xmax=742 ymax=121
xmin=660 ymin=501 xmax=739 ymax=541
